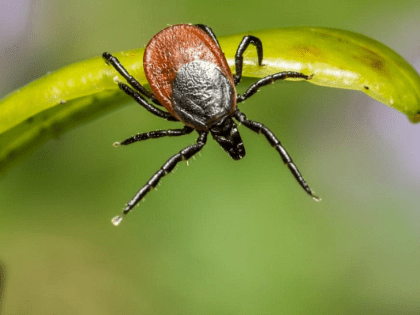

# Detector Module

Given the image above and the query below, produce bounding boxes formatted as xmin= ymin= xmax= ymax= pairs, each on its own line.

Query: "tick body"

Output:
xmin=103 ymin=24 xmax=320 ymax=225
xmin=144 ymin=24 xmax=236 ymax=130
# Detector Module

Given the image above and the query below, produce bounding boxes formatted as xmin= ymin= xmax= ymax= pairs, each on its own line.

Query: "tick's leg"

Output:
xmin=237 ymin=72 xmax=313 ymax=103
xmin=111 ymin=131 xmax=208 ymax=225
xmin=102 ymin=52 xmax=162 ymax=106
xmin=234 ymin=35 xmax=263 ymax=86
xmin=194 ymin=24 xmax=221 ymax=48
xmin=118 ymin=83 xmax=178 ymax=121
xmin=234 ymin=109 xmax=320 ymax=201
xmin=114 ymin=126 xmax=194 ymax=146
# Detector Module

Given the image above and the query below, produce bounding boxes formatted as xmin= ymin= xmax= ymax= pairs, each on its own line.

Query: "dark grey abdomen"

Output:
xmin=172 ymin=60 xmax=234 ymax=129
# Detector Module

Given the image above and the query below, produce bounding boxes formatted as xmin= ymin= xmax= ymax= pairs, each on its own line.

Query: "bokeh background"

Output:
xmin=1 ymin=0 xmax=420 ymax=314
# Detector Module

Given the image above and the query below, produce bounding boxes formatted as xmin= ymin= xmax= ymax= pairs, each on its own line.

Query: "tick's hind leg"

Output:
xmin=118 ymin=83 xmax=178 ymax=121
xmin=194 ymin=24 xmax=221 ymax=48
xmin=111 ymin=131 xmax=208 ymax=225
xmin=102 ymin=52 xmax=162 ymax=106
xmin=234 ymin=35 xmax=263 ymax=85
xmin=237 ymin=72 xmax=313 ymax=103
xmin=234 ymin=109 xmax=320 ymax=201
xmin=113 ymin=126 xmax=194 ymax=146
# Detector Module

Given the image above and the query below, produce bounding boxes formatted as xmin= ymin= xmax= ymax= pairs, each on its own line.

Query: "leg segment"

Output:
xmin=234 ymin=35 xmax=263 ymax=86
xmin=237 ymin=72 xmax=313 ymax=103
xmin=194 ymin=24 xmax=221 ymax=48
xmin=234 ymin=109 xmax=320 ymax=201
xmin=115 ymin=126 xmax=194 ymax=146
xmin=102 ymin=52 xmax=162 ymax=106
xmin=118 ymin=83 xmax=178 ymax=121
xmin=112 ymin=131 xmax=208 ymax=224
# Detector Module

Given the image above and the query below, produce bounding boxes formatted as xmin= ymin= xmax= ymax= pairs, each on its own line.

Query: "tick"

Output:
xmin=103 ymin=24 xmax=320 ymax=225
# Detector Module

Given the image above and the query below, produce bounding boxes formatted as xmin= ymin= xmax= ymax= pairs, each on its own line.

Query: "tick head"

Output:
xmin=210 ymin=116 xmax=245 ymax=160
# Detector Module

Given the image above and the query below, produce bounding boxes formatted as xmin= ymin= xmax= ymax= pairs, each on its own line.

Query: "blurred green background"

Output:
xmin=1 ymin=0 xmax=420 ymax=314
